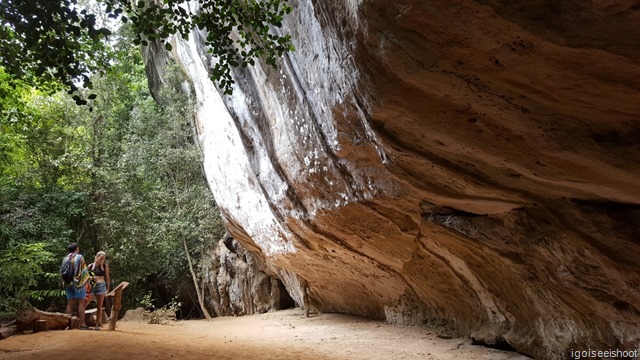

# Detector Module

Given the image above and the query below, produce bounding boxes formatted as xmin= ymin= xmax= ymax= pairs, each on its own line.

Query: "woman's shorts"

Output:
xmin=66 ymin=284 xmax=87 ymax=300
xmin=91 ymin=281 xmax=108 ymax=296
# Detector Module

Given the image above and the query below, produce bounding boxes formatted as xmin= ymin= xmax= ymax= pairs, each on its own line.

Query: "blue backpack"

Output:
xmin=60 ymin=254 xmax=77 ymax=285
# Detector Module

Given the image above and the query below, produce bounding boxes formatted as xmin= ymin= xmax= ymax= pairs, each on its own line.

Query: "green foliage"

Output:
xmin=0 ymin=75 xmax=94 ymax=312
xmin=0 ymin=188 xmax=88 ymax=312
xmin=0 ymin=0 xmax=294 ymax=100
xmin=0 ymin=0 xmax=110 ymax=103
xmin=139 ymin=292 xmax=182 ymax=324
xmin=106 ymin=0 xmax=294 ymax=94
xmin=0 ymin=243 xmax=54 ymax=311
xmin=138 ymin=291 xmax=155 ymax=309
xmin=30 ymin=288 xmax=66 ymax=302
xmin=92 ymin=60 xmax=225 ymax=299
xmin=0 ymin=189 xmax=87 ymax=248
xmin=0 ymin=67 xmax=30 ymax=123
xmin=0 ymin=25 xmax=225 ymax=316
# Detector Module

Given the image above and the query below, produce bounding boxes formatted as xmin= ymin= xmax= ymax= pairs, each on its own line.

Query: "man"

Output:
xmin=62 ymin=243 xmax=89 ymax=329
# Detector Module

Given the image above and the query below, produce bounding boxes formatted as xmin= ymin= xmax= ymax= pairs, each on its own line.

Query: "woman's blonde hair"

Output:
xmin=97 ymin=251 xmax=106 ymax=258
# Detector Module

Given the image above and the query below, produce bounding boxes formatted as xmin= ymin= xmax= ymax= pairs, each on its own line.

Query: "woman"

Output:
xmin=87 ymin=251 xmax=110 ymax=330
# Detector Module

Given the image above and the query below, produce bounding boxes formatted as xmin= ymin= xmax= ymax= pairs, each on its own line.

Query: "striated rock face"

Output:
xmin=146 ymin=0 xmax=640 ymax=358
xmin=203 ymin=235 xmax=295 ymax=316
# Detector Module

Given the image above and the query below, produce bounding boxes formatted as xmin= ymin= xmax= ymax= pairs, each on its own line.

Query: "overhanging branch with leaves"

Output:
xmin=0 ymin=0 xmax=294 ymax=102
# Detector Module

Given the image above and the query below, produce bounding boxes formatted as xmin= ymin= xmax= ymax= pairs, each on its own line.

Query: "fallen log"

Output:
xmin=16 ymin=307 xmax=72 ymax=332
xmin=70 ymin=316 xmax=80 ymax=329
xmin=34 ymin=319 xmax=47 ymax=333
xmin=1 ymin=319 xmax=16 ymax=328
xmin=0 ymin=325 xmax=18 ymax=340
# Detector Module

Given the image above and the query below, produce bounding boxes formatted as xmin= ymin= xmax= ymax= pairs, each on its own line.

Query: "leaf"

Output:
xmin=165 ymin=42 xmax=172 ymax=51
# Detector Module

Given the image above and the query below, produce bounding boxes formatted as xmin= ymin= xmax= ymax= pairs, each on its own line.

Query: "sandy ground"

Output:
xmin=0 ymin=308 xmax=530 ymax=360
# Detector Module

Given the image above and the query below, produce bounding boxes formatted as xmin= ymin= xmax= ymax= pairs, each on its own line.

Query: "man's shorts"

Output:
xmin=66 ymin=284 xmax=87 ymax=300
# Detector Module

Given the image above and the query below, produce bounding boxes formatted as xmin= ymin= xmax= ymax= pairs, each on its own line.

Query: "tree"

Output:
xmin=0 ymin=0 xmax=110 ymax=104
xmin=0 ymin=243 xmax=55 ymax=312
xmin=0 ymin=0 xmax=293 ymax=99
xmin=0 ymin=25 xmax=226 ymax=316
xmin=0 ymin=89 xmax=91 ymax=315
xmin=69 ymin=28 xmax=226 ymax=315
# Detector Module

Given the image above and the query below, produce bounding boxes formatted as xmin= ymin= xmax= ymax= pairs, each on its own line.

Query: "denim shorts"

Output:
xmin=91 ymin=281 xmax=107 ymax=296
xmin=66 ymin=284 xmax=87 ymax=300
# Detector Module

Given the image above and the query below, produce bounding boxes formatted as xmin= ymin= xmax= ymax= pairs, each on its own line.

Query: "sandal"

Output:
xmin=95 ymin=325 xmax=101 ymax=330
xmin=79 ymin=325 xmax=90 ymax=330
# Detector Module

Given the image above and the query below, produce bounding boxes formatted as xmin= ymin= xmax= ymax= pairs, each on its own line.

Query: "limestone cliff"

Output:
xmin=145 ymin=0 xmax=640 ymax=358
xmin=203 ymin=235 xmax=294 ymax=316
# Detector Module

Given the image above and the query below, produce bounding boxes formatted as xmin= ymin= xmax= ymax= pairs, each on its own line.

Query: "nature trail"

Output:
xmin=0 ymin=309 xmax=530 ymax=359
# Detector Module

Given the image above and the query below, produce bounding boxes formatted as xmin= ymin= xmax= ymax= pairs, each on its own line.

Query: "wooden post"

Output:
xmin=107 ymin=282 xmax=129 ymax=331
xmin=33 ymin=319 xmax=47 ymax=333
xmin=108 ymin=290 xmax=122 ymax=331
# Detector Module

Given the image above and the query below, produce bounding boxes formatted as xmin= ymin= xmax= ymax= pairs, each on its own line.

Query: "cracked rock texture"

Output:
xmin=203 ymin=235 xmax=295 ymax=316
xmin=145 ymin=0 xmax=640 ymax=359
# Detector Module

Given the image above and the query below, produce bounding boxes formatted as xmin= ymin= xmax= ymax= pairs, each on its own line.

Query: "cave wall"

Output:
xmin=203 ymin=235 xmax=295 ymax=316
xmin=145 ymin=0 xmax=640 ymax=358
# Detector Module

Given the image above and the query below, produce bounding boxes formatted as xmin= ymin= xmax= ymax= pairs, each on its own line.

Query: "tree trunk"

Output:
xmin=15 ymin=307 xmax=72 ymax=332
xmin=182 ymin=237 xmax=212 ymax=320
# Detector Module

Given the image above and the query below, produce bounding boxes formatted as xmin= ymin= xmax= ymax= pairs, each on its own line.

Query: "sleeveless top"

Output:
xmin=90 ymin=263 xmax=106 ymax=276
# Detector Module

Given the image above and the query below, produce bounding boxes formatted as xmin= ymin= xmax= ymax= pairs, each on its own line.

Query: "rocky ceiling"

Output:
xmin=146 ymin=0 xmax=640 ymax=359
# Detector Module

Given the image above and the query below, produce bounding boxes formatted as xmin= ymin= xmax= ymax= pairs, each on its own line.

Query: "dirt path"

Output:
xmin=0 ymin=309 xmax=530 ymax=359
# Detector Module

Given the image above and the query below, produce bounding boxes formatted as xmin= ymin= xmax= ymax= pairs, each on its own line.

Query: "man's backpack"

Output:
xmin=61 ymin=254 xmax=77 ymax=285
